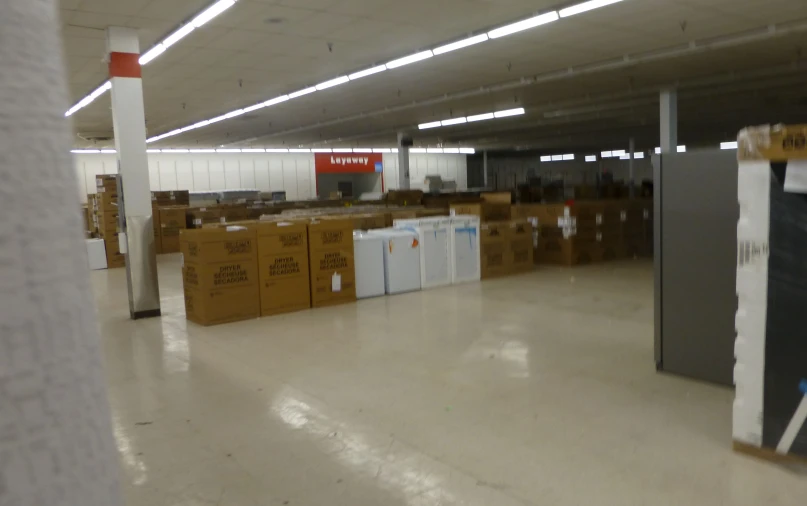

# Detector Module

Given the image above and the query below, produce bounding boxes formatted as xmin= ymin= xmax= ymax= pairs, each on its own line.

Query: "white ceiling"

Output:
xmin=61 ymin=0 xmax=807 ymax=150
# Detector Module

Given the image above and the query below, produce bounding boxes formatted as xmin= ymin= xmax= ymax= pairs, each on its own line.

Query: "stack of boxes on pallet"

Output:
xmin=94 ymin=176 xmax=125 ymax=268
xmin=152 ymin=191 xmax=189 ymax=254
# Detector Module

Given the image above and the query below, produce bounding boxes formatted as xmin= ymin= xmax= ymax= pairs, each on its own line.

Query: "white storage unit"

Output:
xmin=394 ymin=217 xmax=452 ymax=289
xmin=367 ymin=229 xmax=422 ymax=295
xmin=450 ymin=215 xmax=481 ymax=284
xmin=353 ymin=232 xmax=385 ymax=299
xmin=86 ymin=239 xmax=107 ymax=270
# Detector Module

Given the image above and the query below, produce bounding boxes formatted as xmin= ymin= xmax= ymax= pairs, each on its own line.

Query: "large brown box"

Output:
xmin=307 ymin=219 xmax=356 ymax=308
xmin=159 ymin=207 xmax=188 ymax=253
xmin=104 ymin=237 xmax=125 ymax=268
xmin=450 ymin=202 xmax=511 ymax=222
xmin=220 ymin=206 xmax=250 ymax=223
xmin=96 ymin=208 xmax=119 ymax=233
xmin=386 ymin=190 xmax=423 ymax=206
xmin=96 ymin=192 xmax=118 ymax=211
xmin=187 ymin=207 xmax=222 ymax=228
xmin=152 ymin=190 xmax=190 ymax=206
xmin=349 ymin=213 xmax=387 ymax=231
xmin=180 ymin=228 xmax=260 ymax=326
xmin=480 ymin=222 xmax=511 ymax=279
xmin=257 ymin=222 xmax=311 ymax=317
xmin=481 ymin=192 xmax=512 ymax=205
xmin=507 ymin=219 xmax=534 ymax=273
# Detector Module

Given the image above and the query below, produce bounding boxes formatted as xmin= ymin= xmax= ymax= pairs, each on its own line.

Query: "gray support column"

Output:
xmin=106 ymin=27 xmax=161 ymax=319
xmin=629 ymin=137 xmax=635 ymax=198
xmin=483 ymin=150 xmax=489 ymax=188
xmin=397 ymin=132 xmax=411 ymax=190
xmin=660 ymin=89 xmax=678 ymax=153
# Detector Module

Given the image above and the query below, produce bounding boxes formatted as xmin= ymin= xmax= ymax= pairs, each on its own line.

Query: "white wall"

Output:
xmin=74 ymin=152 xmax=468 ymax=203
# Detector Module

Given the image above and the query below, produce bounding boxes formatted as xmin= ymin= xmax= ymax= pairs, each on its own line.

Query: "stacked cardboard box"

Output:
xmin=480 ymin=219 xmax=535 ymax=278
xmin=187 ymin=207 xmax=223 ymax=228
xmin=152 ymin=190 xmax=190 ymax=207
xmin=619 ymin=200 xmax=653 ymax=257
xmin=386 ymin=190 xmax=423 ymax=206
xmin=158 ymin=206 xmax=187 ymax=253
xmin=508 ymin=219 xmax=535 ymax=273
xmin=257 ymin=221 xmax=311 ymax=316
xmin=307 ymin=219 xmax=356 ymax=308
xmin=95 ymin=175 xmax=125 ymax=268
xmin=450 ymin=202 xmax=512 ymax=222
xmin=348 ymin=213 xmax=387 ymax=231
xmin=180 ymin=227 xmax=260 ymax=326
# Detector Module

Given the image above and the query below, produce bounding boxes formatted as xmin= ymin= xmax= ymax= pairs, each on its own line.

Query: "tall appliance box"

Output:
xmin=393 ymin=217 xmax=452 ymax=289
xmin=734 ymin=124 xmax=807 ymax=462
xmin=449 ymin=215 xmax=481 ymax=284
xmin=367 ymin=228 xmax=422 ymax=295
xmin=353 ymin=232 xmax=385 ymax=299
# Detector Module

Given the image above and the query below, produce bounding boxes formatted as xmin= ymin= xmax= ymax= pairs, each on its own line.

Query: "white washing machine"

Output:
xmin=367 ymin=228 xmax=422 ymax=295
xmin=394 ymin=217 xmax=452 ymax=289
xmin=353 ymin=231 xmax=385 ymax=299
xmin=450 ymin=215 xmax=481 ymax=284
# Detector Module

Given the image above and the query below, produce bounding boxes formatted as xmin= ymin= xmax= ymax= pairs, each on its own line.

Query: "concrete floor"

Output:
xmin=94 ymin=256 xmax=806 ymax=506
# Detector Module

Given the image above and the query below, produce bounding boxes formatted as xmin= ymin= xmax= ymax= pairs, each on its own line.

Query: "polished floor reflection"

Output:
xmin=94 ymin=256 xmax=806 ymax=506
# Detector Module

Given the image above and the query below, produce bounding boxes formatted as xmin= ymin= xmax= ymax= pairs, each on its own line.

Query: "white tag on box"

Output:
xmin=118 ymin=233 xmax=127 ymax=254
xmin=596 ymin=214 xmax=603 ymax=225
xmin=620 ymin=211 xmax=627 ymax=222
xmin=332 ymin=273 xmax=342 ymax=292
xmin=783 ymin=160 xmax=807 ymax=193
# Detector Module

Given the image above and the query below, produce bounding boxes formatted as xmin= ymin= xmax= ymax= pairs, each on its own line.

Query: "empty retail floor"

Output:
xmin=95 ymin=257 xmax=806 ymax=506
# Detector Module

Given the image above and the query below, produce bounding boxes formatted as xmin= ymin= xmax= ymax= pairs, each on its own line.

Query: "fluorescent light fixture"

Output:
xmin=162 ymin=149 xmax=189 ymax=153
xmin=216 ymin=149 xmax=241 ymax=153
xmin=348 ymin=65 xmax=387 ymax=81
xmin=620 ymin=154 xmax=630 ymax=160
xmin=585 ymin=155 xmax=597 ymax=162
xmin=601 ymin=151 xmax=612 ymax=158
xmin=433 ymin=34 xmax=489 ymax=55
xmin=265 ymin=149 xmax=288 ymax=153
xmin=427 ymin=148 xmax=444 ymax=154
xmin=139 ymin=44 xmax=166 ymax=65
xmin=391 ymin=148 xmax=400 ymax=153
xmin=443 ymin=148 xmax=460 ymax=154
xmin=264 ymin=95 xmax=290 ymax=107
xmin=467 ymin=113 xmax=495 ymax=122
xmin=540 ymin=156 xmax=552 ymax=162
xmin=634 ymin=152 xmax=645 ymax=159
xmin=563 ymin=154 xmax=574 ymax=160
xmin=559 ymin=0 xmax=624 ymax=18
xmin=146 ymin=149 xmax=161 ymax=153
xmin=90 ymin=81 xmax=111 ymax=98
xmin=441 ymin=117 xmax=467 ymax=126
xmin=655 ymin=147 xmax=661 ymax=154
xmin=190 ymin=149 xmax=216 ymax=153
xmin=289 ymin=149 xmax=311 ymax=153
xmin=192 ymin=0 xmax=235 ymax=28
xmin=419 ymin=121 xmax=442 ymax=130
xmin=332 ymin=148 xmax=353 ymax=153
xmin=316 ymin=76 xmax=349 ymax=90
xmin=66 ymin=81 xmax=112 ymax=116
xmin=386 ymin=50 xmax=433 ymax=69
xmin=493 ymin=108 xmax=525 ymax=118
xmin=353 ymin=148 xmax=373 ymax=153
xmin=242 ymin=103 xmax=266 ymax=113
xmin=459 ymin=148 xmax=475 ymax=154
xmin=71 ymin=149 xmax=101 ymax=154
xmin=207 ymin=114 xmax=229 ymax=124
xmin=373 ymin=148 xmax=392 ymax=153
xmin=241 ymin=148 xmax=265 ymax=153
xmin=612 ymin=150 xmax=626 ymax=156
xmin=488 ymin=11 xmax=559 ymax=39
xmin=288 ymin=87 xmax=316 ymax=99
xmin=224 ymin=109 xmax=245 ymax=119
xmin=182 ymin=120 xmax=210 ymax=132
xmin=410 ymin=148 xmax=428 ymax=153
xmin=677 ymin=145 xmax=687 ymax=152
xmin=551 ymin=155 xmax=563 ymax=161
xmin=100 ymin=149 xmax=116 ymax=154
xmin=162 ymin=23 xmax=196 ymax=49
xmin=721 ymin=141 xmax=738 ymax=150
xmin=312 ymin=149 xmax=332 ymax=153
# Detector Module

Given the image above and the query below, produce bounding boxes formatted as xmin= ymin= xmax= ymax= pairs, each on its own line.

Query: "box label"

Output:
xmin=269 ymin=256 xmax=302 ymax=277
xmin=320 ymin=251 xmax=349 ymax=271
xmin=214 ymin=264 xmax=249 ymax=286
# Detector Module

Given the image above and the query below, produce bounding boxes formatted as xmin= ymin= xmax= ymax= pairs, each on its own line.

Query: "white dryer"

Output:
xmin=366 ymin=228 xmax=422 ymax=295
xmin=394 ymin=217 xmax=452 ymax=289
xmin=353 ymin=231 xmax=385 ymax=299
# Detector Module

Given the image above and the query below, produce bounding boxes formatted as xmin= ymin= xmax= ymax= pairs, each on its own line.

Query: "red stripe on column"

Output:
xmin=108 ymin=52 xmax=141 ymax=78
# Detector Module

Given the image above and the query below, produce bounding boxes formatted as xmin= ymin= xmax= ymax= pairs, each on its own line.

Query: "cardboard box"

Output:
xmin=480 ymin=222 xmax=510 ymax=279
xmin=96 ymin=192 xmax=118 ymax=211
xmin=180 ymin=228 xmax=260 ymax=326
xmin=152 ymin=190 xmax=190 ymax=206
xmin=481 ymin=192 xmax=512 ymax=205
xmin=220 ymin=205 xmax=249 ymax=223
xmin=307 ymin=219 xmax=356 ymax=308
xmin=159 ymin=207 xmax=187 ymax=254
xmin=350 ymin=213 xmax=387 ymax=231
xmin=104 ymin=237 xmax=125 ymax=268
xmin=96 ymin=209 xmax=119 ymax=233
xmin=187 ymin=208 xmax=222 ymax=228
xmin=450 ymin=203 xmax=511 ymax=222
xmin=508 ymin=219 xmax=534 ymax=273
xmin=257 ymin=222 xmax=311 ymax=317
xmin=386 ymin=190 xmax=423 ymax=206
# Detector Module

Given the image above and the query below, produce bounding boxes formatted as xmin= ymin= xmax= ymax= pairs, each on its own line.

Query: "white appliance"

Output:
xmin=450 ymin=215 xmax=481 ymax=284
xmin=86 ymin=239 xmax=107 ymax=270
xmin=353 ymin=232 xmax=385 ymax=299
xmin=394 ymin=217 xmax=452 ymax=289
xmin=367 ymin=229 xmax=422 ymax=295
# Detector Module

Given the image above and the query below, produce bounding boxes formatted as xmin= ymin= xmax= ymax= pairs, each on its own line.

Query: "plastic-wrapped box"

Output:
xmin=393 ymin=217 xmax=452 ymax=289
xmin=734 ymin=124 xmax=807 ymax=460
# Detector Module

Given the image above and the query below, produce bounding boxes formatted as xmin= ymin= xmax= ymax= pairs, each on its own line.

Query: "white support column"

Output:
xmin=106 ymin=26 xmax=160 ymax=319
xmin=660 ymin=89 xmax=678 ymax=153
xmin=397 ymin=132 xmax=411 ymax=190
xmin=628 ymin=137 xmax=635 ymax=198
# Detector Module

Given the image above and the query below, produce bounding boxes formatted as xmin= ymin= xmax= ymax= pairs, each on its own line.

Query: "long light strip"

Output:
xmin=65 ymin=0 xmax=238 ymax=117
xmin=141 ymin=1 xmax=622 ymax=142
xmin=418 ymin=108 xmax=525 ymax=130
xmin=721 ymin=141 xmax=738 ymax=150
xmin=72 ymin=146 xmax=476 ymax=155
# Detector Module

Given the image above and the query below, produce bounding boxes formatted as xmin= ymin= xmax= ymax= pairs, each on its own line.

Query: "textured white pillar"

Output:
xmin=0 ymin=1 xmax=121 ymax=504
xmin=397 ymin=132 xmax=411 ymax=190
xmin=660 ymin=89 xmax=678 ymax=153
xmin=106 ymin=27 xmax=160 ymax=318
